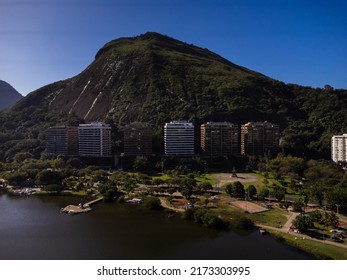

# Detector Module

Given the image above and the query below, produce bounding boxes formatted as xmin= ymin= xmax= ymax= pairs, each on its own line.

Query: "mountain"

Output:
xmin=0 ymin=80 xmax=22 ymax=110
xmin=0 ymin=32 xmax=347 ymax=161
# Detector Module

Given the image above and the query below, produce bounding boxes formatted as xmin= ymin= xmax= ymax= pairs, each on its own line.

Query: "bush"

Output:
xmin=144 ymin=196 xmax=162 ymax=210
xmin=182 ymin=208 xmax=227 ymax=230
xmin=232 ymin=216 xmax=254 ymax=230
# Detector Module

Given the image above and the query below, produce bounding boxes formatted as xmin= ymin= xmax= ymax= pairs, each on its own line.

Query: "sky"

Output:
xmin=0 ymin=0 xmax=346 ymax=96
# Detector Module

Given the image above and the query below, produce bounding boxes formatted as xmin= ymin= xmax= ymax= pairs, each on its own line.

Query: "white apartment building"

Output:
xmin=164 ymin=121 xmax=195 ymax=156
xmin=78 ymin=122 xmax=112 ymax=157
xmin=331 ymin=134 xmax=347 ymax=163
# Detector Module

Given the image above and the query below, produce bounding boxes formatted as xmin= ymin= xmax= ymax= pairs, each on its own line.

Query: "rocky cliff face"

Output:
xmin=46 ymin=32 xmax=274 ymax=126
xmin=4 ymin=32 xmax=347 ymax=159
xmin=0 ymin=80 xmax=22 ymax=110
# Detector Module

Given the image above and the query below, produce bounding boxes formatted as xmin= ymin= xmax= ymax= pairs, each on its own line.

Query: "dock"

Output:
xmin=61 ymin=197 xmax=103 ymax=215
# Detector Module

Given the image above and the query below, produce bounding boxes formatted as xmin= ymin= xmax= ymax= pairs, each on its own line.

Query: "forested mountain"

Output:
xmin=0 ymin=32 xmax=346 ymax=161
xmin=0 ymin=80 xmax=22 ymax=110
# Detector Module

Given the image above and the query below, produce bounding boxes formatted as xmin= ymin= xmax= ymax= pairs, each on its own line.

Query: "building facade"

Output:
xmin=241 ymin=122 xmax=280 ymax=156
xmin=123 ymin=123 xmax=152 ymax=156
xmin=164 ymin=121 xmax=195 ymax=156
xmin=78 ymin=122 xmax=112 ymax=157
xmin=331 ymin=134 xmax=347 ymax=163
xmin=46 ymin=126 xmax=79 ymax=156
xmin=201 ymin=122 xmax=239 ymax=156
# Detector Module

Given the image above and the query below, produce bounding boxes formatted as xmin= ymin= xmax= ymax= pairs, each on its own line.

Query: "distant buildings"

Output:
xmin=201 ymin=122 xmax=239 ymax=156
xmin=46 ymin=120 xmax=282 ymax=160
xmin=331 ymin=134 xmax=347 ymax=163
xmin=123 ymin=123 xmax=152 ymax=156
xmin=241 ymin=122 xmax=280 ymax=156
xmin=164 ymin=121 xmax=195 ymax=156
xmin=46 ymin=126 xmax=79 ymax=156
xmin=78 ymin=122 xmax=112 ymax=157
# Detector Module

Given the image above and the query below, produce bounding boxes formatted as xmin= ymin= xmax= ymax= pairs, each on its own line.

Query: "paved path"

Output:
xmin=159 ymin=198 xmax=185 ymax=212
xmin=281 ymin=212 xmax=300 ymax=232
xmin=256 ymin=211 xmax=347 ymax=250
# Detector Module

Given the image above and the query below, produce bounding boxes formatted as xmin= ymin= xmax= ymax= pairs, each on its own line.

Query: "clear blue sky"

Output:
xmin=1 ymin=0 xmax=346 ymax=95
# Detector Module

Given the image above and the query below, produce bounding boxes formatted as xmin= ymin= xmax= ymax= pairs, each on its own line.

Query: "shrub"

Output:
xmin=232 ymin=216 xmax=254 ymax=230
xmin=144 ymin=196 xmax=162 ymax=210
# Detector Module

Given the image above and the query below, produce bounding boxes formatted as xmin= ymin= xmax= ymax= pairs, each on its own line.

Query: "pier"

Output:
xmin=61 ymin=197 xmax=103 ymax=215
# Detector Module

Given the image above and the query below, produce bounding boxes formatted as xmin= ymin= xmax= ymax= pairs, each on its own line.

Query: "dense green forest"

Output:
xmin=0 ymin=32 xmax=347 ymax=161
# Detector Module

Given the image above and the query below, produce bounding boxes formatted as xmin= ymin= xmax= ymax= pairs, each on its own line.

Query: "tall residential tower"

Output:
xmin=164 ymin=121 xmax=194 ymax=156
xmin=78 ymin=122 xmax=112 ymax=157
xmin=123 ymin=123 xmax=152 ymax=156
xmin=200 ymin=122 xmax=239 ymax=156
xmin=241 ymin=122 xmax=280 ymax=156
xmin=46 ymin=126 xmax=79 ymax=156
xmin=331 ymin=134 xmax=347 ymax=163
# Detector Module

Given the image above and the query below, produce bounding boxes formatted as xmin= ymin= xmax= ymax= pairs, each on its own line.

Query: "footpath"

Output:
xmin=256 ymin=211 xmax=347 ymax=250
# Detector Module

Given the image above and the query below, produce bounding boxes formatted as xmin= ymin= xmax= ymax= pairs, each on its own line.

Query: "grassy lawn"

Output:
xmin=247 ymin=172 xmax=284 ymax=188
xmin=152 ymin=174 xmax=172 ymax=181
xmin=251 ymin=208 xmax=288 ymax=227
xmin=196 ymin=173 xmax=219 ymax=185
xmin=152 ymin=173 xmax=218 ymax=185
xmin=269 ymin=231 xmax=347 ymax=260
xmin=208 ymin=198 xmax=287 ymax=228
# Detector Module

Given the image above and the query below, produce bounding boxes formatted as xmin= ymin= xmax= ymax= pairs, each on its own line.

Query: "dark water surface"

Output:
xmin=0 ymin=194 xmax=315 ymax=260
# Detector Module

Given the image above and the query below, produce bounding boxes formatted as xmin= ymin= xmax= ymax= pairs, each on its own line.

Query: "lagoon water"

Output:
xmin=0 ymin=194 xmax=314 ymax=260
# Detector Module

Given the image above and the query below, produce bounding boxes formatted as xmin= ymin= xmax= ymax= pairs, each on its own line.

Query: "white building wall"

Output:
xmin=164 ymin=121 xmax=195 ymax=156
xmin=78 ymin=122 xmax=111 ymax=157
xmin=331 ymin=134 xmax=347 ymax=163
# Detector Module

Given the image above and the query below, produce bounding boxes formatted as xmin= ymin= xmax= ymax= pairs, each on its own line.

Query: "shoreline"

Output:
xmin=1 ymin=190 xmax=346 ymax=260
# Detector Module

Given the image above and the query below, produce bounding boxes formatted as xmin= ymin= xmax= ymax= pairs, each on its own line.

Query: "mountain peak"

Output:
xmin=95 ymin=32 xmax=183 ymax=60
xmin=135 ymin=31 xmax=173 ymax=41
xmin=0 ymin=80 xmax=22 ymax=110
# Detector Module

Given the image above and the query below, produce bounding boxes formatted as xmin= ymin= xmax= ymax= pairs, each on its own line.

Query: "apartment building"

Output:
xmin=241 ymin=122 xmax=280 ymax=156
xmin=123 ymin=123 xmax=152 ymax=156
xmin=164 ymin=121 xmax=194 ymax=156
xmin=46 ymin=126 xmax=79 ymax=156
xmin=78 ymin=122 xmax=112 ymax=157
xmin=331 ymin=134 xmax=347 ymax=163
xmin=201 ymin=122 xmax=239 ymax=156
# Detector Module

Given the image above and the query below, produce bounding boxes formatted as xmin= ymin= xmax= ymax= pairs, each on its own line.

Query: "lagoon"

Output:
xmin=0 ymin=194 xmax=314 ymax=260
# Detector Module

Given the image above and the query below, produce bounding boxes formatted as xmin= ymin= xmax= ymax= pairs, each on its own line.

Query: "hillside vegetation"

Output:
xmin=0 ymin=32 xmax=346 ymax=160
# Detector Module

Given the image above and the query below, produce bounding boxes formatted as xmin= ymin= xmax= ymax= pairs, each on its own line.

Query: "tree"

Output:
xmin=308 ymin=210 xmax=322 ymax=223
xmin=180 ymin=177 xmax=197 ymax=199
xmin=293 ymin=214 xmax=313 ymax=232
xmin=3 ymin=171 xmax=28 ymax=187
xmin=144 ymin=196 xmax=162 ymax=210
xmin=224 ymin=181 xmax=245 ymax=198
xmin=13 ymin=152 xmax=34 ymax=163
xmin=36 ymin=170 xmax=62 ymax=185
xmin=273 ymin=187 xmax=286 ymax=202
xmin=67 ymin=158 xmax=81 ymax=168
xmin=197 ymin=182 xmax=213 ymax=193
xmin=152 ymin=178 xmax=164 ymax=187
xmin=247 ymin=185 xmax=257 ymax=200
xmin=326 ymin=187 xmax=347 ymax=214
xmin=322 ymin=211 xmax=339 ymax=228
xmin=257 ymin=187 xmax=269 ymax=200
xmin=92 ymin=169 xmax=108 ymax=182
xmin=292 ymin=198 xmax=305 ymax=212
xmin=123 ymin=178 xmax=137 ymax=194
xmin=133 ymin=156 xmax=150 ymax=172
xmin=98 ymin=182 xmax=118 ymax=202
xmin=232 ymin=216 xmax=254 ymax=230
